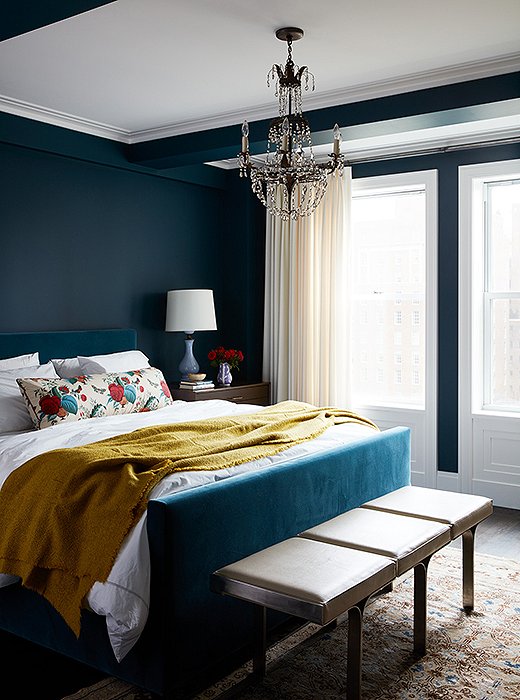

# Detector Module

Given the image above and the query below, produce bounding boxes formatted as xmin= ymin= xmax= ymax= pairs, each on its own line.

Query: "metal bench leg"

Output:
xmin=252 ymin=605 xmax=267 ymax=678
xmin=462 ymin=525 xmax=477 ymax=613
xmin=346 ymin=597 xmax=368 ymax=700
xmin=413 ymin=556 xmax=431 ymax=656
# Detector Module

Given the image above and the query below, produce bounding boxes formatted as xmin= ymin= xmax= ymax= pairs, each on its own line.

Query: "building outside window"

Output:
xmin=483 ymin=179 xmax=520 ymax=409
xmin=350 ymin=174 xmax=434 ymax=409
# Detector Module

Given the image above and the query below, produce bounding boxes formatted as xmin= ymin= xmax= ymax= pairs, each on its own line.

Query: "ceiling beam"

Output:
xmin=0 ymin=1 xmax=116 ymax=42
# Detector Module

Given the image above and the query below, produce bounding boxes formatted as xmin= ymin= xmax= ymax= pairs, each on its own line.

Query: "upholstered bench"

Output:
xmin=211 ymin=487 xmax=493 ymax=698
xmin=299 ymin=508 xmax=451 ymax=654
xmin=211 ymin=537 xmax=395 ymax=700
xmin=360 ymin=486 xmax=493 ymax=611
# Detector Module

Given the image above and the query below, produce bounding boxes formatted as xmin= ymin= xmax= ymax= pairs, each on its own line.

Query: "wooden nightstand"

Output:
xmin=171 ymin=381 xmax=270 ymax=406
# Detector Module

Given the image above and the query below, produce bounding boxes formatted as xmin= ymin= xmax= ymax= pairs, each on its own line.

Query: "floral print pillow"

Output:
xmin=17 ymin=367 xmax=173 ymax=430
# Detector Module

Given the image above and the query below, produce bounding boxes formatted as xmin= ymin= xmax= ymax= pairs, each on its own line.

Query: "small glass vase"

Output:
xmin=217 ymin=362 xmax=232 ymax=386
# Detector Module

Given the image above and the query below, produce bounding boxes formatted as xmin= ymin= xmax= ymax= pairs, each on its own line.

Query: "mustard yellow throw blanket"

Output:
xmin=0 ymin=401 xmax=377 ymax=636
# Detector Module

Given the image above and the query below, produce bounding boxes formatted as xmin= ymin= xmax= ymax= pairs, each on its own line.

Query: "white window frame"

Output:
xmin=459 ymin=159 xmax=520 ymax=507
xmin=351 ymin=170 xmax=438 ymax=488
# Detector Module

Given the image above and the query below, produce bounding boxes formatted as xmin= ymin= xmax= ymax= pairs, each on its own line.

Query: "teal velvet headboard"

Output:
xmin=0 ymin=329 xmax=137 ymax=364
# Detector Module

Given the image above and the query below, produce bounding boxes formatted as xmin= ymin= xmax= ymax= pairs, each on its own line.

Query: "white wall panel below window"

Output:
xmin=472 ymin=417 xmax=520 ymax=508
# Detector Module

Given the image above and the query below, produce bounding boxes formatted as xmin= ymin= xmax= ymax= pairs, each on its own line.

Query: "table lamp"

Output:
xmin=165 ymin=289 xmax=217 ymax=379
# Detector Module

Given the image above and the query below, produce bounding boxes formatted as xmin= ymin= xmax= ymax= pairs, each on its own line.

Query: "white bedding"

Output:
xmin=0 ymin=399 xmax=376 ymax=661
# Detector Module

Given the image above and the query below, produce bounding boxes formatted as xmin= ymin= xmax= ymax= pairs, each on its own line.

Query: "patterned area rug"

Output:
xmin=64 ymin=548 xmax=520 ymax=700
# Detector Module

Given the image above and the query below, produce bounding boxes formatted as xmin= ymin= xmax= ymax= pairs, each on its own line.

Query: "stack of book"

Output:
xmin=178 ymin=379 xmax=215 ymax=391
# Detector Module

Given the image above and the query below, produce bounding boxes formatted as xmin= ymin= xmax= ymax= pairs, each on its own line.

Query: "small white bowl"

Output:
xmin=188 ymin=373 xmax=206 ymax=381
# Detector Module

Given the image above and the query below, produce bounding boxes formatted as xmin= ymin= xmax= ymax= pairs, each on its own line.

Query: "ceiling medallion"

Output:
xmin=238 ymin=27 xmax=344 ymax=221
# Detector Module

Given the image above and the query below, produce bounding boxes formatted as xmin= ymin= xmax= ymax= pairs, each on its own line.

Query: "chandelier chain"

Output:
xmin=286 ymin=36 xmax=293 ymax=64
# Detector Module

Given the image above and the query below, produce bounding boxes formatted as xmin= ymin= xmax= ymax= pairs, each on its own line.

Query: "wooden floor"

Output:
xmin=2 ymin=505 xmax=519 ymax=699
xmin=449 ymin=505 xmax=520 ymax=560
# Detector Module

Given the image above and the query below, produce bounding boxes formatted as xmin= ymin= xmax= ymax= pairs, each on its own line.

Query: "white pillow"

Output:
xmin=51 ymin=357 xmax=82 ymax=379
xmin=0 ymin=363 xmax=58 ymax=434
xmin=78 ymin=350 xmax=150 ymax=374
xmin=0 ymin=352 xmax=39 ymax=370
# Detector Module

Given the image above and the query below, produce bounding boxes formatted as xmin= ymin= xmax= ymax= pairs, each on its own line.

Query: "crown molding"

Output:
xmin=1 ymin=52 xmax=519 ymax=145
xmin=0 ymin=94 xmax=132 ymax=142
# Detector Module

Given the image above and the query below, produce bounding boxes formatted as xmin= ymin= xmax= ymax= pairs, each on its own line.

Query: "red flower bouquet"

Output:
xmin=208 ymin=346 xmax=244 ymax=371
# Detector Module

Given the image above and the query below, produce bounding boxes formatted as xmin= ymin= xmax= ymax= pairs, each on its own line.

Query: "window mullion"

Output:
xmin=483 ymin=292 xmax=492 ymax=407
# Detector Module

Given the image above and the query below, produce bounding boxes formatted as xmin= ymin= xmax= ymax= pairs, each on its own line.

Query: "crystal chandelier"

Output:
xmin=238 ymin=27 xmax=344 ymax=221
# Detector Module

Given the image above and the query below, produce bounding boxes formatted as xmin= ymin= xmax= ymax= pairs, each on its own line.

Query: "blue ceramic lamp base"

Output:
xmin=179 ymin=337 xmax=199 ymax=380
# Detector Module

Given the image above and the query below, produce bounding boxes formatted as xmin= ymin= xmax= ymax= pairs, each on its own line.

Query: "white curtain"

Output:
xmin=263 ymin=169 xmax=352 ymax=406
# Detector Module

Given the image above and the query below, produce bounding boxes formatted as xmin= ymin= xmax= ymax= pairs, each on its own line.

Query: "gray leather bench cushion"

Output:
xmin=300 ymin=508 xmax=451 ymax=575
xmin=212 ymin=537 xmax=395 ymax=625
xmin=361 ymin=486 xmax=493 ymax=538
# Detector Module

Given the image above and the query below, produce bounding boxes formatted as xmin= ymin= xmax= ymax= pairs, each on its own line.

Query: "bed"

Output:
xmin=0 ymin=329 xmax=411 ymax=698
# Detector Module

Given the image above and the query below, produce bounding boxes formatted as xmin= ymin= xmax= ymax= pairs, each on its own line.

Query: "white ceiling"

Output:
xmin=1 ymin=0 xmax=520 ymax=144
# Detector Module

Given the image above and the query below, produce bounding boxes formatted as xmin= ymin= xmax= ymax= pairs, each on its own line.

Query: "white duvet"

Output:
xmin=0 ymin=399 xmax=375 ymax=661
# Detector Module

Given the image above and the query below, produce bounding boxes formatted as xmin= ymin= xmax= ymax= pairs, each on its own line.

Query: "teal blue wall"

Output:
xmin=0 ymin=113 xmax=264 ymax=384
xmin=0 ymin=118 xmax=239 ymax=383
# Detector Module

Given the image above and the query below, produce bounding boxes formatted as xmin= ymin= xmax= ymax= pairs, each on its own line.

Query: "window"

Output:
xmin=483 ymin=179 xmax=520 ymax=410
xmin=460 ymin=162 xmax=520 ymax=413
xmin=350 ymin=171 xmax=436 ymax=410
xmin=350 ymin=170 xmax=437 ymax=490
xmin=459 ymin=159 xmax=520 ymax=506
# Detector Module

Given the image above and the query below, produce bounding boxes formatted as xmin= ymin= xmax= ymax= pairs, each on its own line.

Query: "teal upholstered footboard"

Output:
xmin=0 ymin=426 xmax=409 ymax=697
xmin=147 ymin=425 xmax=410 ymax=697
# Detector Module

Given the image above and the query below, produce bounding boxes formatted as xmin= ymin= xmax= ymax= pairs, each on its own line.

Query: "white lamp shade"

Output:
xmin=165 ymin=289 xmax=217 ymax=333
